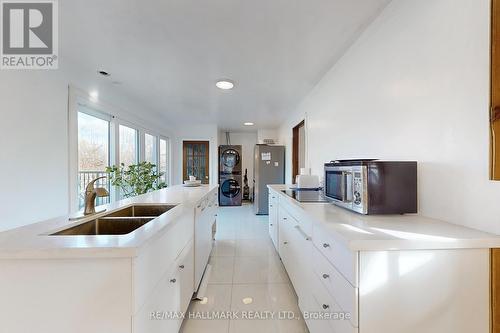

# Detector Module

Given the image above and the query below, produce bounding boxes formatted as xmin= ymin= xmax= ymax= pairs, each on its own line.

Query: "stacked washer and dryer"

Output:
xmin=218 ymin=145 xmax=242 ymax=206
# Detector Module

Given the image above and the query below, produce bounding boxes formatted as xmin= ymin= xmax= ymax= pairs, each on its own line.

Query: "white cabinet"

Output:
xmin=278 ymin=206 xmax=312 ymax=301
xmin=269 ymin=187 xmax=490 ymax=333
xmin=194 ymin=191 xmax=218 ymax=290
xmin=268 ymin=191 xmax=279 ymax=250
xmin=133 ymin=240 xmax=194 ymax=333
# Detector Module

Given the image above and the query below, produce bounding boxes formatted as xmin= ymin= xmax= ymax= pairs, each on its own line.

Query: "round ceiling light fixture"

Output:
xmin=89 ymin=90 xmax=99 ymax=100
xmin=216 ymin=79 xmax=234 ymax=90
xmin=244 ymin=122 xmax=254 ymax=126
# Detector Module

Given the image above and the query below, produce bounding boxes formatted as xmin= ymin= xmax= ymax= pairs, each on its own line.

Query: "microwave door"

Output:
xmin=326 ymin=170 xmax=353 ymax=203
xmin=325 ymin=171 xmax=343 ymax=201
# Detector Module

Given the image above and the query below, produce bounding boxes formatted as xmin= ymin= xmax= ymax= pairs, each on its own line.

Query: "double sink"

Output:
xmin=51 ymin=204 xmax=177 ymax=236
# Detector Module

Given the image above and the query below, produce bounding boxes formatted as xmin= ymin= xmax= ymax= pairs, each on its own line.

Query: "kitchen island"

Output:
xmin=268 ymin=184 xmax=500 ymax=333
xmin=0 ymin=184 xmax=218 ymax=333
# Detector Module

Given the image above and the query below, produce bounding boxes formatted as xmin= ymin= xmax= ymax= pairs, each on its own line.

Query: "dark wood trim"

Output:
xmin=492 ymin=0 xmax=500 ymax=180
xmin=493 ymin=249 xmax=500 ymax=333
xmin=292 ymin=120 xmax=305 ymax=184
xmin=182 ymin=140 xmax=210 ymax=184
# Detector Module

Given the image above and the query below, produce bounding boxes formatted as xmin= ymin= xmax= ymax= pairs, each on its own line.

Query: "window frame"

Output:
xmin=158 ymin=136 xmax=170 ymax=185
xmin=117 ymin=121 xmax=140 ymax=167
xmin=69 ymin=87 xmax=171 ymax=213
xmin=144 ymin=132 xmax=158 ymax=165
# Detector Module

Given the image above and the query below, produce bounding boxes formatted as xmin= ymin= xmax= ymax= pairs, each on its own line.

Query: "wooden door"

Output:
xmin=292 ymin=120 xmax=305 ymax=183
xmin=492 ymin=0 xmax=500 ymax=179
xmin=493 ymin=2 xmax=500 ymax=332
xmin=183 ymin=141 xmax=210 ymax=184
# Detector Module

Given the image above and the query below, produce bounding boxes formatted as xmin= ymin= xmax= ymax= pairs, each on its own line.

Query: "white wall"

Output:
xmin=279 ymin=0 xmax=500 ymax=234
xmin=0 ymin=71 xmax=69 ymax=232
xmin=0 ymin=68 xmax=172 ymax=232
xmin=218 ymin=131 xmax=258 ymax=194
xmin=172 ymin=124 xmax=219 ymax=186
xmin=257 ymin=129 xmax=280 ymax=144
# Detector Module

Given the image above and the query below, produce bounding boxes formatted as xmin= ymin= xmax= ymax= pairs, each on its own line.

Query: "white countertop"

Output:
xmin=269 ymin=185 xmax=500 ymax=251
xmin=0 ymin=184 xmax=218 ymax=259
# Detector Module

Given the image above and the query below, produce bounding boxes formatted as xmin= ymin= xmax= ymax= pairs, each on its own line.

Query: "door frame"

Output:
xmin=182 ymin=140 xmax=210 ymax=184
xmin=292 ymin=120 xmax=305 ymax=184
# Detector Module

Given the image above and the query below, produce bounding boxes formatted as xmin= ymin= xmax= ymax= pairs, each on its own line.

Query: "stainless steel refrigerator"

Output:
xmin=253 ymin=144 xmax=285 ymax=215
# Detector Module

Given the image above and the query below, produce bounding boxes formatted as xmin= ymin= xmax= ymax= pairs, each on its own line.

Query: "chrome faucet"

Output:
xmin=84 ymin=176 xmax=110 ymax=216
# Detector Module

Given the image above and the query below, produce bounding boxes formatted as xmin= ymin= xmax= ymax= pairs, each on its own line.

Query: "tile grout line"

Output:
xmin=228 ymin=236 xmax=236 ymax=333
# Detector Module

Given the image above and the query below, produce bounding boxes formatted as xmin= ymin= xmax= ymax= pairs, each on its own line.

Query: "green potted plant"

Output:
xmin=106 ymin=162 xmax=167 ymax=198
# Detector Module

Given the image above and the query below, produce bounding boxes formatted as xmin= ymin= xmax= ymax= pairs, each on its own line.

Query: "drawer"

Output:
xmin=312 ymin=223 xmax=358 ymax=287
xmin=310 ymin=274 xmax=358 ymax=333
xmin=269 ymin=192 xmax=278 ymax=207
xmin=280 ymin=204 xmax=312 ymax=236
xmin=312 ymin=247 xmax=358 ymax=327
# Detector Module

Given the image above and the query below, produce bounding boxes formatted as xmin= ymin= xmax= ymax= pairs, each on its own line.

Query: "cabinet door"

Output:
xmin=133 ymin=268 xmax=180 ymax=333
xmin=287 ymin=218 xmax=312 ymax=301
xmin=194 ymin=203 xmax=213 ymax=289
xmin=177 ymin=240 xmax=195 ymax=314
xmin=269 ymin=193 xmax=279 ymax=250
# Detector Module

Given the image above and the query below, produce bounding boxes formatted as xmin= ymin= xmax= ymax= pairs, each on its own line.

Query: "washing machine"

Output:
xmin=219 ymin=145 xmax=242 ymax=174
xmin=219 ymin=175 xmax=242 ymax=206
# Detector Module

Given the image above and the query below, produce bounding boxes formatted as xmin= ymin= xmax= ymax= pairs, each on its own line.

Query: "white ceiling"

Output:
xmin=60 ymin=0 xmax=390 ymax=131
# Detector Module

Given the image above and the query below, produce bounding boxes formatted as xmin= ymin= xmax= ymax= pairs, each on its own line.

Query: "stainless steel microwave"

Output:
xmin=324 ymin=160 xmax=417 ymax=215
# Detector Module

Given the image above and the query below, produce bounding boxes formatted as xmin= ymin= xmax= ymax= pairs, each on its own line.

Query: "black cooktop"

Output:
xmin=281 ymin=189 xmax=329 ymax=203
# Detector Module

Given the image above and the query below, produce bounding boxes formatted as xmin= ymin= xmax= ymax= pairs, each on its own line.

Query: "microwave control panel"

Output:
xmin=353 ymin=172 xmax=363 ymax=206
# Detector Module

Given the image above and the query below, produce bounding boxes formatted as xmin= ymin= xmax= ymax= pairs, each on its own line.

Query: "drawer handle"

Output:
xmin=322 ymin=274 xmax=329 ymax=279
xmin=322 ymin=304 xmax=330 ymax=310
xmin=283 ymin=241 xmax=288 ymax=245
xmin=323 ymin=243 xmax=330 ymax=248
xmin=270 ymin=224 xmax=273 ymax=226
xmin=283 ymin=217 xmax=287 ymax=220
xmin=170 ymin=278 xmax=177 ymax=283
xmin=179 ymin=265 xmax=185 ymax=269
xmin=270 ymin=205 xmax=273 ymax=207
xmin=294 ymin=225 xmax=310 ymax=241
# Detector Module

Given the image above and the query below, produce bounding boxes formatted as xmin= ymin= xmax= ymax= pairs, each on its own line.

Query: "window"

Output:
xmin=70 ymin=89 xmax=171 ymax=212
xmin=77 ymin=110 xmax=111 ymax=209
xmin=145 ymin=133 xmax=157 ymax=164
xmin=159 ymin=138 xmax=168 ymax=183
xmin=119 ymin=125 xmax=138 ymax=167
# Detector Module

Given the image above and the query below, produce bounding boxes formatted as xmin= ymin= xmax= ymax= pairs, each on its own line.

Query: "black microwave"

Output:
xmin=324 ymin=160 xmax=417 ymax=215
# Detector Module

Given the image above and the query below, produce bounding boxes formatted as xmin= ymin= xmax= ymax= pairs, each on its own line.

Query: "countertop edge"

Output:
xmin=0 ymin=185 xmax=218 ymax=259
xmin=268 ymin=184 xmax=500 ymax=251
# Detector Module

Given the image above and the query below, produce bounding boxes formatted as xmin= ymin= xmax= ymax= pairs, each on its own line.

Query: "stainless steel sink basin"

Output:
xmin=50 ymin=217 xmax=154 ymax=235
xmin=50 ymin=204 xmax=177 ymax=236
xmin=105 ymin=204 xmax=177 ymax=218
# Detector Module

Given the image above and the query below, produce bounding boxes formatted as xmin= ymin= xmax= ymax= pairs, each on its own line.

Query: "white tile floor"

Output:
xmin=180 ymin=203 xmax=309 ymax=333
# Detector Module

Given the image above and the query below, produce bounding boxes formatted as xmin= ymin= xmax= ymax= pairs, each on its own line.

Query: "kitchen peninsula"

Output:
xmin=0 ymin=185 xmax=218 ymax=333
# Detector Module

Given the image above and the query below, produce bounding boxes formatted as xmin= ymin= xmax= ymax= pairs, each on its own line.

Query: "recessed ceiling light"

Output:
xmin=98 ymin=70 xmax=111 ymax=77
xmin=242 ymin=297 xmax=253 ymax=305
xmin=216 ymin=80 xmax=234 ymax=90
xmin=89 ymin=90 xmax=99 ymax=100
xmin=244 ymin=122 xmax=254 ymax=126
